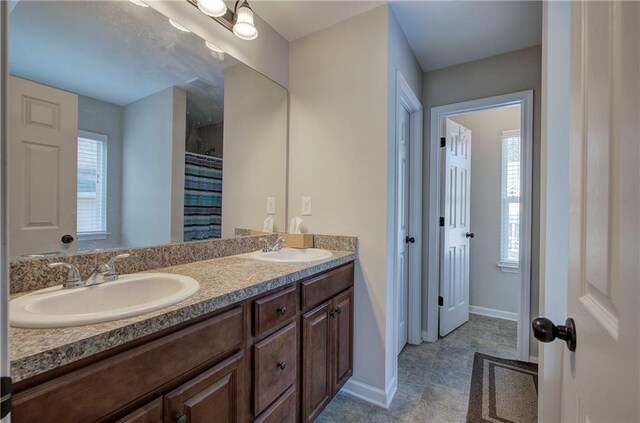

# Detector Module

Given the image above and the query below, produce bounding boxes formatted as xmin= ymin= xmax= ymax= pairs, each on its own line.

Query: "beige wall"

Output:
xmin=452 ymin=105 xmax=521 ymax=315
xmin=289 ymin=5 xmax=421 ymax=400
xmin=423 ymin=45 xmax=542 ymax=356
xmin=222 ymin=64 xmax=288 ymax=238
xmin=121 ymin=87 xmax=185 ymax=248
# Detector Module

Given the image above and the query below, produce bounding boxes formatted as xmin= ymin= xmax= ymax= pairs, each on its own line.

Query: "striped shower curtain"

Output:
xmin=184 ymin=152 xmax=222 ymax=241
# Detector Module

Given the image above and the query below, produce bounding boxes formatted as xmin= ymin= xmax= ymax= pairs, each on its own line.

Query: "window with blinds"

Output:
xmin=77 ymin=130 xmax=108 ymax=238
xmin=500 ymin=129 xmax=521 ymax=271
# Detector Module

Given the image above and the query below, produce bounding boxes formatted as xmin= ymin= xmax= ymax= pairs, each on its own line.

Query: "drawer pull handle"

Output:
xmin=173 ymin=414 xmax=188 ymax=423
xmin=330 ymin=308 xmax=342 ymax=318
xmin=277 ymin=361 xmax=287 ymax=370
xmin=277 ymin=306 xmax=287 ymax=315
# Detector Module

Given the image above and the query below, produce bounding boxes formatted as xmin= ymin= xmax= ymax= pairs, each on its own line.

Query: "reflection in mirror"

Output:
xmin=8 ymin=1 xmax=287 ymax=259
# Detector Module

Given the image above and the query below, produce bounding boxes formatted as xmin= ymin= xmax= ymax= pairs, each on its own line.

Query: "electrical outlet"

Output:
xmin=301 ymin=197 xmax=312 ymax=216
xmin=266 ymin=197 xmax=276 ymax=215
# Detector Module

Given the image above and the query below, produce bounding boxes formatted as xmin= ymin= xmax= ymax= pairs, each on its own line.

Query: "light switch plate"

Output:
xmin=266 ymin=197 xmax=276 ymax=215
xmin=301 ymin=197 xmax=312 ymax=216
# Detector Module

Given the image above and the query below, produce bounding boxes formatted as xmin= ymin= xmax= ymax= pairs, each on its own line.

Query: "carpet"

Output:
xmin=467 ymin=352 xmax=538 ymax=423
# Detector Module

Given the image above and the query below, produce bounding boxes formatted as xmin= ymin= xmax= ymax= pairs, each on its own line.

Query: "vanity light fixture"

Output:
xmin=197 ymin=0 xmax=227 ymax=18
xmin=233 ymin=1 xmax=258 ymax=40
xmin=169 ymin=19 xmax=191 ymax=32
xmin=186 ymin=0 xmax=259 ymax=41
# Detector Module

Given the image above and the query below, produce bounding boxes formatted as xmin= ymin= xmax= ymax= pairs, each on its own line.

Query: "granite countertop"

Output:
xmin=10 ymin=250 xmax=355 ymax=383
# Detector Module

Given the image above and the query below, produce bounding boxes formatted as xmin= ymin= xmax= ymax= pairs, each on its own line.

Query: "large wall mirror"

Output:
xmin=7 ymin=1 xmax=288 ymax=259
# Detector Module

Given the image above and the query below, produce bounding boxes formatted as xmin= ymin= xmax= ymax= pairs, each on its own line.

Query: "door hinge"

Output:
xmin=0 ymin=376 xmax=12 ymax=419
xmin=438 ymin=296 xmax=444 ymax=307
xmin=439 ymin=217 xmax=445 ymax=227
xmin=440 ymin=137 xmax=446 ymax=148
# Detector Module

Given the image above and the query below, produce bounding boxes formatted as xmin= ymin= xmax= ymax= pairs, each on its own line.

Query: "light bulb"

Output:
xmin=233 ymin=2 xmax=258 ymax=40
xmin=169 ymin=19 xmax=191 ymax=32
xmin=197 ymin=0 xmax=227 ymax=18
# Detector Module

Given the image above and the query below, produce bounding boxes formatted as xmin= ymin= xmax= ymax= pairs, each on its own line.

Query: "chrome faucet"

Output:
xmin=48 ymin=253 xmax=130 ymax=289
xmin=47 ymin=262 xmax=83 ymax=289
xmin=86 ymin=254 xmax=130 ymax=286
xmin=263 ymin=237 xmax=286 ymax=252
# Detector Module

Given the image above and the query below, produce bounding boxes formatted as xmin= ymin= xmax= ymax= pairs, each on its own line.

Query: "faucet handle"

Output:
xmin=107 ymin=253 xmax=130 ymax=267
xmin=48 ymin=262 xmax=83 ymax=289
xmin=106 ymin=253 xmax=130 ymax=273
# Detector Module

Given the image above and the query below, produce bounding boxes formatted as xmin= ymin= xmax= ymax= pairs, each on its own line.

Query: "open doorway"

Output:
xmin=425 ymin=91 xmax=534 ymax=362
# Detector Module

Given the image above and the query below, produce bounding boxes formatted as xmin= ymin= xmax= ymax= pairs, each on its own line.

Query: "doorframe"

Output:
xmin=425 ymin=90 xmax=533 ymax=362
xmin=392 ymin=71 xmax=423 ymax=358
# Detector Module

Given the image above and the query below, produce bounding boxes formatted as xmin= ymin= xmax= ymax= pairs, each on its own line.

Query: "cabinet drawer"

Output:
xmin=300 ymin=263 xmax=354 ymax=311
xmin=254 ymin=322 xmax=297 ymax=415
xmin=12 ymin=306 xmax=244 ymax=423
xmin=254 ymin=386 xmax=296 ymax=423
xmin=254 ymin=286 xmax=297 ymax=337
xmin=115 ymin=398 xmax=163 ymax=423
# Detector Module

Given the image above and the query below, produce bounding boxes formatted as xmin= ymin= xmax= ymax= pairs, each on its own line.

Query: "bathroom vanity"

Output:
xmin=9 ymin=253 xmax=354 ymax=423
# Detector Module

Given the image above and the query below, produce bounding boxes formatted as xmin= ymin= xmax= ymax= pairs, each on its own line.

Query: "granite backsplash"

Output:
xmin=9 ymin=233 xmax=357 ymax=294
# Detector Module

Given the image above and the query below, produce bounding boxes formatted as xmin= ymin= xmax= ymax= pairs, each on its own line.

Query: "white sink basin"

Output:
xmin=250 ymin=248 xmax=333 ymax=263
xmin=10 ymin=273 xmax=200 ymax=328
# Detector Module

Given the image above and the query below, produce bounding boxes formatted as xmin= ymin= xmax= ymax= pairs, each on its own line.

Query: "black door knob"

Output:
xmin=532 ymin=317 xmax=577 ymax=352
xmin=465 ymin=232 xmax=475 ymax=239
xmin=173 ymin=414 xmax=188 ymax=423
xmin=61 ymin=234 xmax=74 ymax=244
xmin=405 ymin=236 xmax=416 ymax=244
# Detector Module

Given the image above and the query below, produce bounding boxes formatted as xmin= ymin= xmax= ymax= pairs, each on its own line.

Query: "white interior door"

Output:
xmin=439 ymin=118 xmax=472 ymax=336
xmin=8 ymin=76 xmax=78 ymax=258
xmin=560 ymin=2 xmax=639 ymax=421
xmin=396 ymin=105 xmax=410 ymax=354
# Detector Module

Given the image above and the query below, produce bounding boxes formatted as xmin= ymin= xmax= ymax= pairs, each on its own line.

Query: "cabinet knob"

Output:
xmin=335 ymin=307 xmax=342 ymax=315
xmin=277 ymin=361 xmax=287 ymax=370
xmin=277 ymin=306 xmax=287 ymax=315
xmin=173 ymin=414 xmax=188 ymax=423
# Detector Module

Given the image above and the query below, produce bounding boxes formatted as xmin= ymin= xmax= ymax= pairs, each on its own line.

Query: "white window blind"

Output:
xmin=500 ymin=129 xmax=521 ymax=271
xmin=77 ymin=130 xmax=108 ymax=238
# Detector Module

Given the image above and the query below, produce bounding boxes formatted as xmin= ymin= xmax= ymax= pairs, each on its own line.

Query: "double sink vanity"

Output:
xmin=5 ymin=2 xmax=354 ymax=422
xmin=8 ymin=237 xmax=356 ymax=423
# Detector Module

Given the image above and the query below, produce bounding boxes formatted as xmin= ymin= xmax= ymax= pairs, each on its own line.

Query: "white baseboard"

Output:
xmin=341 ymin=376 xmax=397 ymax=409
xmin=469 ymin=305 xmax=518 ymax=322
xmin=422 ymin=330 xmax=437 ymax=343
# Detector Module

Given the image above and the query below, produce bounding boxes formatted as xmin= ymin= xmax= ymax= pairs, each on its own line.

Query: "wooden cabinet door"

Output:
xmin=332 ymin=288 xmax=353 ymax=393
xmin=164 ymin=352 xmax=244 ymax=423
xmin=254 ymin=322 xmax=297 ymax=415
xmin=116 ymin=398 xmax=163 ymax=423
xmin=301 ymin=301 xmax=332 ymax=423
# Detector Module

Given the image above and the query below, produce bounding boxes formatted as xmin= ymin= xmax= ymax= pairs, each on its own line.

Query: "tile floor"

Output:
xmin=316 ymin=314 xmax=518 ymax=423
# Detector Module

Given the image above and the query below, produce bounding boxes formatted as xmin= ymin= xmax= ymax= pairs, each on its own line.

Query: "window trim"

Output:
xmin=77 ymin=130 xmax=108 ymax=239
xmin=499 ymin=129 xmax=521 ymax=272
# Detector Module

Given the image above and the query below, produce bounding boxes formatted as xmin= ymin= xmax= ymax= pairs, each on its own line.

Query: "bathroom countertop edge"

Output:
xmin=9 ymin=250 xmax=356 ymax=383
